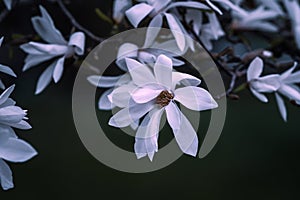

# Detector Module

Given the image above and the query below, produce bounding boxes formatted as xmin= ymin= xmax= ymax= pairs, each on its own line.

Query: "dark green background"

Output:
xmin=0 ymin=1 xmax=300 ymax=199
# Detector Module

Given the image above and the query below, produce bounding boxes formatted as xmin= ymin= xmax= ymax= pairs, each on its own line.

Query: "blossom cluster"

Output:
xmin=0 ymin=0 xmax=300 ymax=191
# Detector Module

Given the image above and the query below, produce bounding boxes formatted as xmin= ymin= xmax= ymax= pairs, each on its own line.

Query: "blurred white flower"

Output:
xmin=186 ymin=11 xmax=224 ymax=50
xmin=220 ymin=1 xmax=280 ymax=32
xmin=3 ymin=0 xmax=12 ymax=10
xmin=0 ymin=37 xmax=16 ymax=89
xmin=20 ymin=6 xmax=85 ymax=94
xmin=108 ymin=55 xmax=218 ymax=161
xmin=0 ymin=85 xmax=37 ymax=190
xmin=113 ymin=0 xmax=132 ymax=24
xmin=247 ymin=57 xmax=280 ymax=102
xmin=283 ymin=0 xmax=300 ymax=49
xmin=125 ymin=0 xmax=217 ymax=51
xmin=275 ymin=62 xmax=300 ymax=121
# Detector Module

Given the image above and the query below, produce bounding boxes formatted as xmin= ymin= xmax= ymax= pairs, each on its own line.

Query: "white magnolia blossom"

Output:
xmin=108 ymin=55 xmax=218 ymax=161
xmin=0 ymin=37 xmax=16 ymax=89
xmin=248 ymin=57 xmax=300 ymax=121
xmin=275 ymin=62 xmax=300 ymax=121
xmin=247 ymin=57 xmax=280 ymax=103
xmin=125 ymin=0 xmax=219 ymax=51
xmin=88 ymin=40 xmax=185 ymax=110
xmin=3 ymin=0 xmax=12 ymax=10
xmin=20 ymin=6 xmax=85 ymax=94
xmin=283 ymin=0 xmax=300 ymax=49
xmin=220 ymin=1 xmax=280 ymax=32
xmin=0 ymin=85 xmax=37 ymax=190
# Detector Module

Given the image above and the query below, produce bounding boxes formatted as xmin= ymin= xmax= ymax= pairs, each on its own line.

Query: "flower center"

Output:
xmin=156 ymin=90 xmax=174 ymax=107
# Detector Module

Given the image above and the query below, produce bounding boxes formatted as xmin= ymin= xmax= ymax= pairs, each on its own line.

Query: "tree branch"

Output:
xmin=56 ymin=0 xmax=104 ymax=43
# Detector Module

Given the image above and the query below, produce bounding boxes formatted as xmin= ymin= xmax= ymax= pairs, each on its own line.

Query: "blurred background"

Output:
xmin=0 ymin=0 xmax=300 ymax=199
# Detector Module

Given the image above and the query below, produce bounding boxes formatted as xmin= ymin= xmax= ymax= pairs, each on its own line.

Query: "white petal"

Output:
xmin=165 ymin=13 xmax=186 ymax=52
xmin=143 ymin=14 xmax=163 ymax=48
xmin=0 ymin=125 xmax=17 ymax=138
xmin=109 ymin=99 xmax=155 ymax=128
xmin=278 ymin=84 xmax=300 ymax=101
xmin=134 ymin=108 xmax=164 ymax=161
xmin=68 ymin=32 xmax=85 ymax=56
xmin=0 ymin=159 xmax=13 ymax=190
xmin=0 ymin=98 xmax=16 ymax=108
xmin=284 ymin=69 xmax=300 ymax=84
xmin=132 ymin=86 xmax=163 ymax=104
xmin=151 ymin=0 xmax=171 ymax=13
xmin=0 ymin=65 xmax=16 ymax=77
xmin=280 ymin=63 xmax=297 ymax=81
xmin=98 ymin=89 xmax=115 ymax=110
xmin=250 ymin=87 xmax=268 ymax=103
xmin=172 ymin=72 xmax=201 ymax=90
xmin=117 ymin=43 xmax=138 ymax=60
xmin=275 ymin=93 xmax=287 ymax=122
xmin=31 ymin=6 xmax=67 ymax=45
xmin=125 ymin=3 xmax=154 ymax=28
xmin=130 ymin=120 xmax=139 ymax=131
xmin=247 ymin=57 xmax=263 ymax=81
xmin=125 ymin=58 xmax=155 ymax=86
xmin=0 ymin=138 xmax=37 ymax=163
xmin=3 ymin=0 xmax=12 ymax=10
xmin=172 ymin=111 xmax=198 ymax=156
xmin=23 ymin=54 xmax=55 ymax=71
xmin=7 ymin=120 xmax=32 ymax=130
xmin=165 ymin=102 xmax=181 ymax=131
xmin=113 ymin=0 xmax=132 ymax=23
xmin=35 ymin=62 xmax=55 ymax=95
xmin=20 ymin=42 xmax=68 ymax=55
xmin=53 ymin=57 xmax=65 ymax=83
xmin=153 ymin=54 xmax=173 ymax=89
xmin=87 ymin=74 xmax=129 ymax=88
xmin=251 ymin=74 xmax=280 ymax=93
xmin=108 ymin=83 xmax=136 ymax=107
xmin=0 ymin=106 xmax=26 ymax=124
xmin=138 ymin=51 xmax=156 ymax=64
xmin=0 ymin=85 xmax=15 ymax=106
xmin=174 ymin=86 xmax=218 ymax=111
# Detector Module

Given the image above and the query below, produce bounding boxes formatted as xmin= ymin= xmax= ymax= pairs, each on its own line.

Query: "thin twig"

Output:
xmin=227 ymin=73 xmax=237 ymax=95
xmin=56 ymin=0 xmax=104 ymax=42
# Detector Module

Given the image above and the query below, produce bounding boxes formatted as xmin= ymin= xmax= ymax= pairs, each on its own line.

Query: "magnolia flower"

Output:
xmin=20 ymin=6 xmax=85 ymax=94
xmin=125 ymin=0 xmax=217 ymax=51
xmin=88 ymin=40 xmax=185 ymax=110
xmin=247 ymin=57 xmax=280 ymax=102
xmin=0 ymin=85 xmax=37 ymax=190
xmin=275 ymin=63 xmax=300 ymax=121
xmin=2 ymin=0 xmax=12 ymax=10
xmin=0 ymin=37 xmax=16 ymax=89
xmin=220 ymin=1 xmax=280 ymax=32
xmin=283 ymin=0 xmax=300 ymax=49
xmin=108 ymin=55 xmax=218 ymax=161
